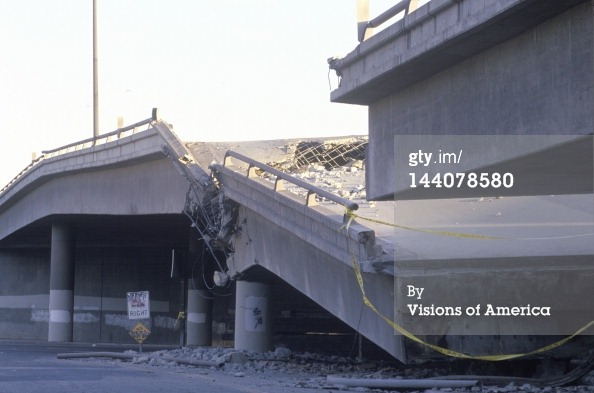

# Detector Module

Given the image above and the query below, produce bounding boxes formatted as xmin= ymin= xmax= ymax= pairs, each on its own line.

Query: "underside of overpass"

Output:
xmin=0 ymin=212 xmax=391 ymax=358
xmin=1 ymin=214 xmax=190 ymax=249
xmin=0 ymin=213 xmax=188 ymax=343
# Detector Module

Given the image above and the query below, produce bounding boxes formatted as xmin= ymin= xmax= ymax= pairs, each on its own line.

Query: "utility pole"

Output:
xmin=357 ymin=0 xmax=373 ymax=42
xmin=93 ymin=0 xmax=99 ymax=138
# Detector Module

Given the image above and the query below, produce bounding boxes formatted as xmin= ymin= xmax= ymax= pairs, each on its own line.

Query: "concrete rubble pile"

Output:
xmin=72 ymin=346 xmax=594 ymax=393
xmin=262 ymin=137 xmax=371 ymax=204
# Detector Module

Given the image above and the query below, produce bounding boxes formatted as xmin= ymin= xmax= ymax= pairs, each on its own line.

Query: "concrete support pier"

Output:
xmin=186 ymin=289 xmax=212 ymax=346
xmin=48 ymin=223 xmax=75 ymax=342
xmin=234 ymin=281 xmax=273 ymax=352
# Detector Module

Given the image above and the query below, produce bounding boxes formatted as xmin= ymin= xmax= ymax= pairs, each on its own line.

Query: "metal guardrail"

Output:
xmin=1 ymin=109 xmax=159 ymax=195
xmin=0 ymin=156 xmax=45 ymax=195
xmin=219 ymin=150 xmax=359 ymax=211
xmin=42 ymin=116 xmax=155 ymax=157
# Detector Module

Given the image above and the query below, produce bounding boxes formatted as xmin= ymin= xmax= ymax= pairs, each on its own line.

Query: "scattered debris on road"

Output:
xmin=61 ymin=346 xmax=594 ymax=393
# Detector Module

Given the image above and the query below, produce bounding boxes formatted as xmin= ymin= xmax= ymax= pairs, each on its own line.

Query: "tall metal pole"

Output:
xmin=93 ymin=0 xmax=99 ymax=138
xmin=357 ymin=0 xmax=372 ymax=42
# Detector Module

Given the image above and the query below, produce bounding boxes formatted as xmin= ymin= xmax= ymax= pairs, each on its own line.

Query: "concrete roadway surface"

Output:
xmin=0 ymin=340 xmax=323 ymax=393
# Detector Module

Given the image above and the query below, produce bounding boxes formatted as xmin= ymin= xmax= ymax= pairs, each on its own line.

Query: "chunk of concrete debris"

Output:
xmin=133 ymin=356 xmax=150 ymax=364
xmin=213 ymin=271 xmax=229 ymax=287
xmin=339 ymin=190 xmax=351 ymax=198
xmin=274 ymin=347 xmax=292 ymax=359
xmin=218 ymin=351 xmax=248 ymax=364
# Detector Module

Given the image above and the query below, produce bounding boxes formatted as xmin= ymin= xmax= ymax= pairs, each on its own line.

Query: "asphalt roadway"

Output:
xmin=0 ymin=340 xmax=323 ymax=393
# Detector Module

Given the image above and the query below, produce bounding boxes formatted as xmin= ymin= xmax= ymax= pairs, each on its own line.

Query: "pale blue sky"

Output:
xmin=0 ymin=1 xmax=402 ymax=186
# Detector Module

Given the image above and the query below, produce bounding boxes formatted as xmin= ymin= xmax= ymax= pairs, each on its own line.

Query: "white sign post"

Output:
xmin=127 ymin=291 xmax=150 ymax=352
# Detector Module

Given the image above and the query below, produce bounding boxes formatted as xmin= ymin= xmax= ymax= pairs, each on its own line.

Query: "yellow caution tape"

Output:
xmin=173 ymin=311 xmax=186 ymax=330
xmin=352 ymin=254 xmax=594 ymax=361
xmin=345 ymin=208 xmax=505 ymax=240
xmin=342 ymin=207 xmax=594 ymax=361
xmin=344 ymin=208 xmax=594 ymax=241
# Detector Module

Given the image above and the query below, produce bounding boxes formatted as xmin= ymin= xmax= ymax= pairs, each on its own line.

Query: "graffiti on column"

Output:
xmin=245 ymin=296 xmax=266 ymax=332
xmin=252 ymin=306 xmax=263 ymax=329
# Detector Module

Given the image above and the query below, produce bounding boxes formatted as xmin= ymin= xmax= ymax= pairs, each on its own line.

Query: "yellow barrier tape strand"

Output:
xmin=352 ymin=254 xmax=594 ymax=361
xmin=343 ymin=208 xmax=594 ymax=361
xmin=345 ymin=208 xmax=505 ymax=240
xmin=345 ymin=208 xmax=594 ymax=241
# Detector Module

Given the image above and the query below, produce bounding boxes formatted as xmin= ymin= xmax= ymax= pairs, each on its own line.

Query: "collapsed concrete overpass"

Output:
xmin=0 ymin=112 xmax=404 ymax=359
xmin=0 ymin=115 xmax=191 ymax=344
xmin=1 ymin=0 xmax=593 ymax=364
xmin=1 ymin=109 xmax=592 ymax=363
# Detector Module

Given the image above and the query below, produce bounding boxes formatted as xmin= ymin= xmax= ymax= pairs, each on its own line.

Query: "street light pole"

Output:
xmin=93 ymin=0 xmax=99 ymax=138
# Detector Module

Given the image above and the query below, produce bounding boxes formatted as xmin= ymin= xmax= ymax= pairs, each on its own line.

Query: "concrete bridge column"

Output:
xmin=48 ymin=223 xmax=75 ymax=342
xmin=185 ymin=234 xmax=213 ymax=346
xmin=234 ymin=281 xmax=273 ymax=352
xmin=186 ymin=289 xmax=212 ymax=346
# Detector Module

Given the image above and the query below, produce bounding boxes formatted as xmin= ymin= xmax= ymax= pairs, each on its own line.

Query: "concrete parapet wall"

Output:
xmin=332 ymin=0 xmax=587 ymax=104
xmin=1 ymin=128 xmax=164 ymax=206
xmin=0 ymin=157 xmax=188 ymax=241
xmin=368 ymin=2 xmax=592 ymax=135
xmin=213 ymin=164 xmax=382 ymax=264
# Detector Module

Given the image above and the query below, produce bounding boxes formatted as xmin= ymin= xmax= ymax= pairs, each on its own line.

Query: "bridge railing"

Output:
xmin=1 ymin=110 xmax=158 ymax=195
xmin=41 ymin=116 xmax=155 ymax=158
xmin=220 ymin=150 xmax=359 ymax=212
